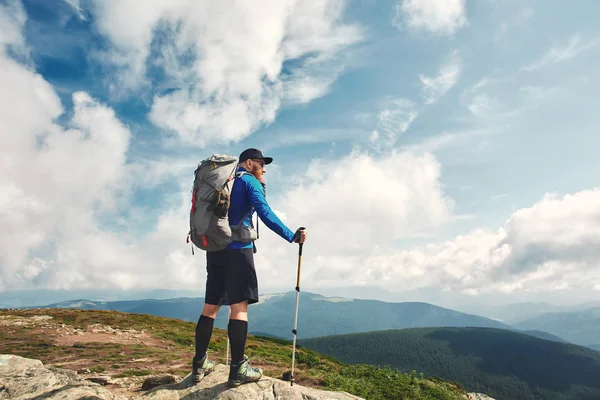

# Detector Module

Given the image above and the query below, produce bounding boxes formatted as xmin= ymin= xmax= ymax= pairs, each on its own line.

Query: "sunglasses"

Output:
xmin=251 ymin=159 xmax=265 ymax=167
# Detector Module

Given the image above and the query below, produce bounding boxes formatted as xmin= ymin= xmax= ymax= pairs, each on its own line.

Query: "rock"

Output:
xmin=0 ymin=315 xmax=52 ymax=327
xmin=0 ymin=355 xmax=364 ymax=400
xmin=281 ymin=371 xmax=292 ymax=381
xmin=143 ymin=365 xmax=363 ymax=400
xmin=142 ymin=374 xmax=177 ymax=391
xmin=0 ymin=355 xmax=125 ymax=400
xmin=87 ymin=376 xmax=112 ymax=386
xmin=31 ymin=315 xmax=53 ymax=322
xmin=467 ymin=393 xmax=496 ymax=400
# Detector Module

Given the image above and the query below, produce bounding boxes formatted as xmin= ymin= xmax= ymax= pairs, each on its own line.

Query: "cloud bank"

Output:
xmin=88 ymin=0 xmax=363 ymax=147
xmin=2 ymin=0 xmax=600 ymax=309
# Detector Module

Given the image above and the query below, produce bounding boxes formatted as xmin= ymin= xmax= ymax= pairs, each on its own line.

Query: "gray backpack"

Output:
xmin=186 ymin=154 xmax=257 ymax=253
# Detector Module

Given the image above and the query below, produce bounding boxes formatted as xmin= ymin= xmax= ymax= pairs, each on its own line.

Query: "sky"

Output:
xmin=1 ymin=0 xmax=600 ymax=311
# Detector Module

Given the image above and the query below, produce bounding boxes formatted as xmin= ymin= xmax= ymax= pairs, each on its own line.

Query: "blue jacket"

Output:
xmin=227 ymin=167 xmax=295 ymax=249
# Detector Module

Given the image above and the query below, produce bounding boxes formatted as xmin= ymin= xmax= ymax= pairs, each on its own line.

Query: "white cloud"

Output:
xmin=499 ymin=190 xmax=600 ymax=270
xmin=460 ymin=78 xmax=516 ymax=120
xmin=87 ymin=0 xmax=363 ymax=147
xmin=0 ymin=1 xmax=27 ymax=53
xmin=261 ymin=128 xmax=367 ymax=152
xmin=518 ymin=85 xmax=555 ymax=103
xmin=284 ymin=75 xmax=332 ymax=105
xmin=287 ymin=150 xmax=453 ymax=242
xmin=467 ymin=93 xmax=496 ymax=118
xmin=0 ymin=16 xmax=141 ymax=288
xmin=0 ymin=5 xmax=186 ymax=291
xmin=495 ymin=6 xmax=534 ymax=41
xmin=370 ymin=98 xmax=418 ymax=149
xmin=368 ymin=130 xmax=379 ymax=144
xmin=0 ymin=42 xmax=133 ymax=289
xmin=393 ymin=0 xmax=467 ymax=36
xmin=244 ymin=185 xmax=600 ymax=302
xmin=147 ymin=85 xmax=282 ymax=148
xmin=419 ymin=51 xmax=461 ymax=104
xmin=401 ymin=129 xmax=492 ymax=155
xmin=321 ymin=188 xmax=600 ymax=296
xmin=251 ymin=149 xmax=455 ymax=288
xmin=522 ymin=35 xmax=600 ymax=72
xmin=62 ymin=0 xmax=85 ymax=20
xmin=282 ymin=56 xmax=347 ymax=105
xmin=0 ymin=46 xmax=201 ymax=290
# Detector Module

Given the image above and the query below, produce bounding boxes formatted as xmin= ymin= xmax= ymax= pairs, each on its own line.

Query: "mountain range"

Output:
xmin=483 ymin=301 xmax=600 ymax=325
xmin=27 ymin=291 xmax=598 ymax=347
xmin=514 ymin=307 xmax=600 ymax=348
xmin=34 ymin=291 xmax=512 ymax=338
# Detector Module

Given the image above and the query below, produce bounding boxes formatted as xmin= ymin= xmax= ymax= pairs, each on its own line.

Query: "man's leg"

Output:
xmin=194 ymin=303 xmax=220 ymax=365
xmin=226 ymin=248 xmax=262 ymax=387
xmin=192 ymin=251 xmax=226 ymax=383
xmin=228 ymin=301 xmax=248 ymax=366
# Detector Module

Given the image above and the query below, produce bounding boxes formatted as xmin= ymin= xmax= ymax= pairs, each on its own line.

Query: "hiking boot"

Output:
xmin=191 ymin=354 xmax=215 ymax=383
xmin=227 ymin=355 xmax=263 ymax=387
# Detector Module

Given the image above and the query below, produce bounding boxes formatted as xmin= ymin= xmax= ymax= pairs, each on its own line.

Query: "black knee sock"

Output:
xmin=228 ymin=319 xmax=248 ymax=366
xmin=194 ymin=315 xmax=214 ymax=365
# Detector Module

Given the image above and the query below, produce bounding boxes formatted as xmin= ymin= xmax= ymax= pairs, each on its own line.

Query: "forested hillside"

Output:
xmin=299 ymin=327 xmax=600 ymax=400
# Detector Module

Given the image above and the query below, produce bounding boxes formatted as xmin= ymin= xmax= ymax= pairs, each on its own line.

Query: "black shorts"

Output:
xmin=204 ymin=248 xmax=259 ymax=306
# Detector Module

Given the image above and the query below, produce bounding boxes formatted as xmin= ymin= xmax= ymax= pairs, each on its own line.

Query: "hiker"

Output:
xmin=191 ymin=148 xmax=307 ymax=387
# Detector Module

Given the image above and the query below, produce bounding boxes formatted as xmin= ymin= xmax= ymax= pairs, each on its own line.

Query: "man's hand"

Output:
xmin=293 ymin=227 xmax=307 ymax=244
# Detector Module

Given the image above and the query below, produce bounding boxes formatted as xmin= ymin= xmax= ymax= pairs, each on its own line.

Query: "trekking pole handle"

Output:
xmin=294 ymin=227 xmax=305 ymax=279
xmin=293 ymin=227 xmax=306 ymax=246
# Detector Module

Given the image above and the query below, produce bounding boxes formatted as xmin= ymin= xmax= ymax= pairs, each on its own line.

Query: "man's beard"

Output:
xmin=251 ymin=165 xmax=264 ymax=183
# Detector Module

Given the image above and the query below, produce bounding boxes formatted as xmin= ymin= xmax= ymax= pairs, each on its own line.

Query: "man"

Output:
xmin=192 ymin=148 xmax=308 ymax=387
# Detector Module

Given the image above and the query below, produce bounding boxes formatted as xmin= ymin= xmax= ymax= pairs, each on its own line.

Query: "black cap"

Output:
xmin=239 ymin=148 xmax=273 ymax=165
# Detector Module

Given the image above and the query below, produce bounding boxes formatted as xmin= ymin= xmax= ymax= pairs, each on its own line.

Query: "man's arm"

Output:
xmin=245 ymin=177 xmax=295 ymax=243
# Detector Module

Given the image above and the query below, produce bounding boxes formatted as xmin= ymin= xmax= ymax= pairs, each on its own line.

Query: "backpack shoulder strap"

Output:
xmin=235 ymin=170 xmax=249 ymax=179
xmin=232 ymin=170 xmax=265 ymax=253
xmin=231 ymin=170 xmax=254 ymax=228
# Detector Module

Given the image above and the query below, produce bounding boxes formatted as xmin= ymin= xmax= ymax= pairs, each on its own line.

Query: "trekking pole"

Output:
xmin=290 ymin=228 xmax=305 ymax=386
xmin=226 ymin=307 xmax=231 ymax=366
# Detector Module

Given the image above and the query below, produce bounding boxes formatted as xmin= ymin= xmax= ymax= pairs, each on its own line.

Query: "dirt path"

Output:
xmin=1 ymin=314 xmax=192 ymax=396
xmin=53 ymin=323 xmax=168 ymax=348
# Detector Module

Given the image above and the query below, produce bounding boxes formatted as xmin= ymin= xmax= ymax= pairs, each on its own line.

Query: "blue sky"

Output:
xmin=1 ymin=0 xmax=600 ymax=310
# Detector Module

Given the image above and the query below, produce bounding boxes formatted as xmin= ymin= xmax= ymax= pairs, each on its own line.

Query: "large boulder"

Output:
xmin=0 ymin=354 xmax=124 ymax=399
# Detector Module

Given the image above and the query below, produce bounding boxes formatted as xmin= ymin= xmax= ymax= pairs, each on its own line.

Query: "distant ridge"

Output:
xmin=34 ymin=291 xmax=512 ymax=339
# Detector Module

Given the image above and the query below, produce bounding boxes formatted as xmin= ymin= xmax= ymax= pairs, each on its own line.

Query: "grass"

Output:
xmin=113 ymin=370 xmax=153 ymax=378
xmin=0 ymin=308 xmax=469 ymax=400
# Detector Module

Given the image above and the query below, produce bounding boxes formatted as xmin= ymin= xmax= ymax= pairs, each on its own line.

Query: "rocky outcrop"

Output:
xmin=0 ymin=355 xmax=364 ymax=400
xmin=141 ymin=365 xmax=363 ymax=400
xmin=0 ymin=354 xmax=123 ymax=399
